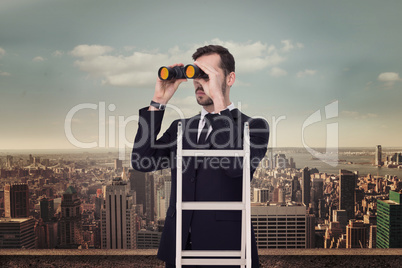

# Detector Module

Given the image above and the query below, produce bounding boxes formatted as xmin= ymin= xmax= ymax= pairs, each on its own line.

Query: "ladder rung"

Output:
xmin=181 ymin=250 xmax=241 ymax=257
xmin=181 ymin=258 xmax=246 ymax=266
xmin=182 ymin=149 xmax=245 ymax=157
xmin=182 ymin=202 xmax=245 ymax=210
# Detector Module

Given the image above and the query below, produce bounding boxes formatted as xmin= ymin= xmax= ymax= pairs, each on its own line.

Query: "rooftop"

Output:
xmin=1 ymin=249 xmax=402 ymax=267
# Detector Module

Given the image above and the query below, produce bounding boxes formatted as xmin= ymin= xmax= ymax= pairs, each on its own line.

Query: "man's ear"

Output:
xmin=227 ymin=72 xmax=236 ymax=87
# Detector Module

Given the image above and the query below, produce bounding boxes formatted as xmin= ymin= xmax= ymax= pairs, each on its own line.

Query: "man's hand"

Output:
xmin=150 ymin=63 xmax=187 ymax=111
xmin=194 ymin=60 xmax=226 ymax=113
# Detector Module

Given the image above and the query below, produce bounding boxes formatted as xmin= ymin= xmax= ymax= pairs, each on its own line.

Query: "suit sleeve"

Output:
xmin=208 ymin=109 xmax=269 ymax=178
xmin=131 ymin=107 xmax=176 ymax=172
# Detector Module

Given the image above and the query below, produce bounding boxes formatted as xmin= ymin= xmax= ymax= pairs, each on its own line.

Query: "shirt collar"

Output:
xmin=200 ymin=103 xmax=235 ymax=121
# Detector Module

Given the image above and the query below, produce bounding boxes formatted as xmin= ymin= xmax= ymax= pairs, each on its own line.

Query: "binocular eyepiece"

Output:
xmin=158 ymin=64 xmax=209 ymax=81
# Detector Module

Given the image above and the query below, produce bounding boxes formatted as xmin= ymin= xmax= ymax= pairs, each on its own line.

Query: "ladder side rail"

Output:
xmin=176 ymin=122 xmax=183 ymax=267
xmin=244 ymin=122 xmax=252 ymax=268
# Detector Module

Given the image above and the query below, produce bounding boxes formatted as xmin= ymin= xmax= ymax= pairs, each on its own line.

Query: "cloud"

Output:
xmin=0 ymin=71 xmax=11 ymax=76
xmin=33 ymin=56 xmax=45 ymax=62
xmin=0 ymin=47 xmax=5 ymax=57
xmin=71 ymin=39 xmax=303 ymax=88
xmin=70 ymin=45 xmax=114 ymax=58
xmin=341 ymin=110 xmax=378 ymax=120
xmin=269 ymin=67 xmax=288 ymax=77
xmin=378 ymin=72 xmax=401 ymax=88
xmin=281 ymin=40 xmax=304 ymax=52
xmin=52 ymin=50 xmax=64 ymax=57
xmin=297 ymin=69 xmax=317 ymax=78
xmin=378 ymin=72 xmax=401 ymax=82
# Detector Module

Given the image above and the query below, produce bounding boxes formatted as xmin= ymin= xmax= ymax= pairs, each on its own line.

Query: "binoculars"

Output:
xmin=158 ymin=64 xmax=209 ymax=80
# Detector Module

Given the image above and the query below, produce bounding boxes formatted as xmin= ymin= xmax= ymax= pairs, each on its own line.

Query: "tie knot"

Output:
xmin=203 ymin=113 xmax=213 ymax=124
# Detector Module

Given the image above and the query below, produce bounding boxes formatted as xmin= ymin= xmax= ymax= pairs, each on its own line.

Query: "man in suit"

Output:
xmin=132 ymin=45 xmax=269 ymax=267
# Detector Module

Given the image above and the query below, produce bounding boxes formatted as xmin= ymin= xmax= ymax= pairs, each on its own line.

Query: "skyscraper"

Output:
xmin=253 ymin=188 xmax=270 ymax=203
xmin=0 ymin=218 xmax=35 ymax=249
xmin=40 ymin=197 xmax=54 ymax=222
xmin=346 ymin=220 xmax=366 ymax=248
xmin=302 ymin=167 xmax=310 ymax=208
xmin=145 ymin=172 xmax=156 ymax=222
xmin=377 ymin=190 xmax=402 ymax=248
xmin=291 ymin=176 xmax=300 ymax=202
xmin=129 ymin=168 xmax=146 ymax=213
xmin=339 ymin=169 xmax=357 ymax=220
xmin=375 ymin=145 xmax=383 ymax=166
xmin=4 ymin=183 xmax=29 ymax=218
xmin=58 ymin=186 xmax=82 ymax=248
xmin=251 ymin=204 xmax=306 ymax=249
xmin=101 ymin=177 xmax=137 ymax=249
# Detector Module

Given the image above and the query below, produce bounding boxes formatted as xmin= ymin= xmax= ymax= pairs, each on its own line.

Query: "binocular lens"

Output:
xmin=159 ymin=67 xmax=170 ymax=80
xmin=185 ymin=65 xmax=196 ymax=78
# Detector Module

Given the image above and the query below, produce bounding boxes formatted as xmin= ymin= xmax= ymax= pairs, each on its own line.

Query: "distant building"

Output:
xmin=136 ymin=230 xmax=161 ymax=249
xmin=4 ymin=183 xmax=29 ymax=218
xmin=291 ymin=176 xmax=300 ymax=202
xmin=339 ymin=170 xmax=357 ymax=220
xmin=101 ymin=177 xmax=137 ymax=249
xmin=324 ymin=221 xmax=343 ymax=249
xmin=145 ymin=173 xmax=156 ymax=222
xmin=375 ymin=145 xmax=383 ymax=166
xmin=302 ymin=167 xmax=310 ymax=208
xmin=251 ymin=204 xmax=306 ymax=249
xmin=40 ymin=197 xmax=54 ymax=222
xmin=129 ymin=169 xmax=146 ymax=213
xmin=346 ymin=220 xmax=366 ymax=248
xmin=0 ymin=218 xmax=35 ymax=249
xmin=114 ymin=159 xmax=123 ymax=171
xmin=377 ymin=190 xmax=402 ymax=248
xmin=58 ymin=186 xmax=82 ymax=248
xmin=369 ymin=225 xmax=377 ymax=249
xmin=254 ymin=188 xmax=270 ymax=203
xmin=333 ymin=210 xmax=348 ymax=232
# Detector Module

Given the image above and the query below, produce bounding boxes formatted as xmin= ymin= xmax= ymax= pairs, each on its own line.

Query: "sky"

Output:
xmin=1 ymin=0 xmax=402 ymax=151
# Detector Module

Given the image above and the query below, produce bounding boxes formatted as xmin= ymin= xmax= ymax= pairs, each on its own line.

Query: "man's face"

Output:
xmin=193 ymin=53 xmax=227 ymax=107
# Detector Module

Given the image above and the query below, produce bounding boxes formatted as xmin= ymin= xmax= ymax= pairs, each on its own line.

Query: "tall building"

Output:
xmin=0 ymin=218 xmax=35 ymax=249
xmin=4 ymin=183 xmax=29 ymax=218
xmin=40 ymin=197 xmax=54 ymax=222
xmin=101 ymin=177 xmax=137 ymax=249
xmin=251 ymin=204 xmax=306 ymax=249
xmin=369 ymin=225 xmax=377 ymax=249
xmin=339 ymin=170 xmax=357 ymax=220
xmin=253 ymin=188 xmax=270 ymax=203
xmin=129 ymin=168 xmax=146 ymax=213
xmin=114 ymin=158 xmax=123 ymax=171
xmin=377 ymin=190 xmax=402 ymax=248
xmin=145 ymin=173 xmax=156 ymax=222
xmin=136 ymin=230 xmax=162 ymax=249
xmin=333 ymin=210 xmax=348 ymax=232
xmin=375 ymin=145 xmax=383 ymax=166
xmin=306 ymin=214 xmax=315 ymax=248
xmin=291 ymin=176 xmax=300 ymax=202
xmin=58 ymin=186 xmax=82 ymax=248
xmin=302 ymin=167 xmax=310 ymax=209
xmin=346 ymin=220 xmax=366 ymax=248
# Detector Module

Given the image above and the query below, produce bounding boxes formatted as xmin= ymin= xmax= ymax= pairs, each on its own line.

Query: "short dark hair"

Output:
xmin=192 ymin=45 xmax=235 ymax=75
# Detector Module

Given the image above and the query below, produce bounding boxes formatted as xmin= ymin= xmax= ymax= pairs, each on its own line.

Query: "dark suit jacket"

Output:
xmin=132 ymin=107 xmax=269 ymax=267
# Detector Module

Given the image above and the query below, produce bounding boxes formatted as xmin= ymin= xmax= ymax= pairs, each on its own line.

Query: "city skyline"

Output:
xmin=1 ymin=0 xmax=402 ymax=150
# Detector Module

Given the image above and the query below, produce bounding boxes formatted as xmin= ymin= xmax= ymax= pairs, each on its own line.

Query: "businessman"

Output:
xmin=132 ymin=45 xmax=269 ymax=267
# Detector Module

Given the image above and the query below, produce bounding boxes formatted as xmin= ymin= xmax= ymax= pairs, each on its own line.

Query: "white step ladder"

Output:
xmin=176 ymin=122 xmax=252 ymax=267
